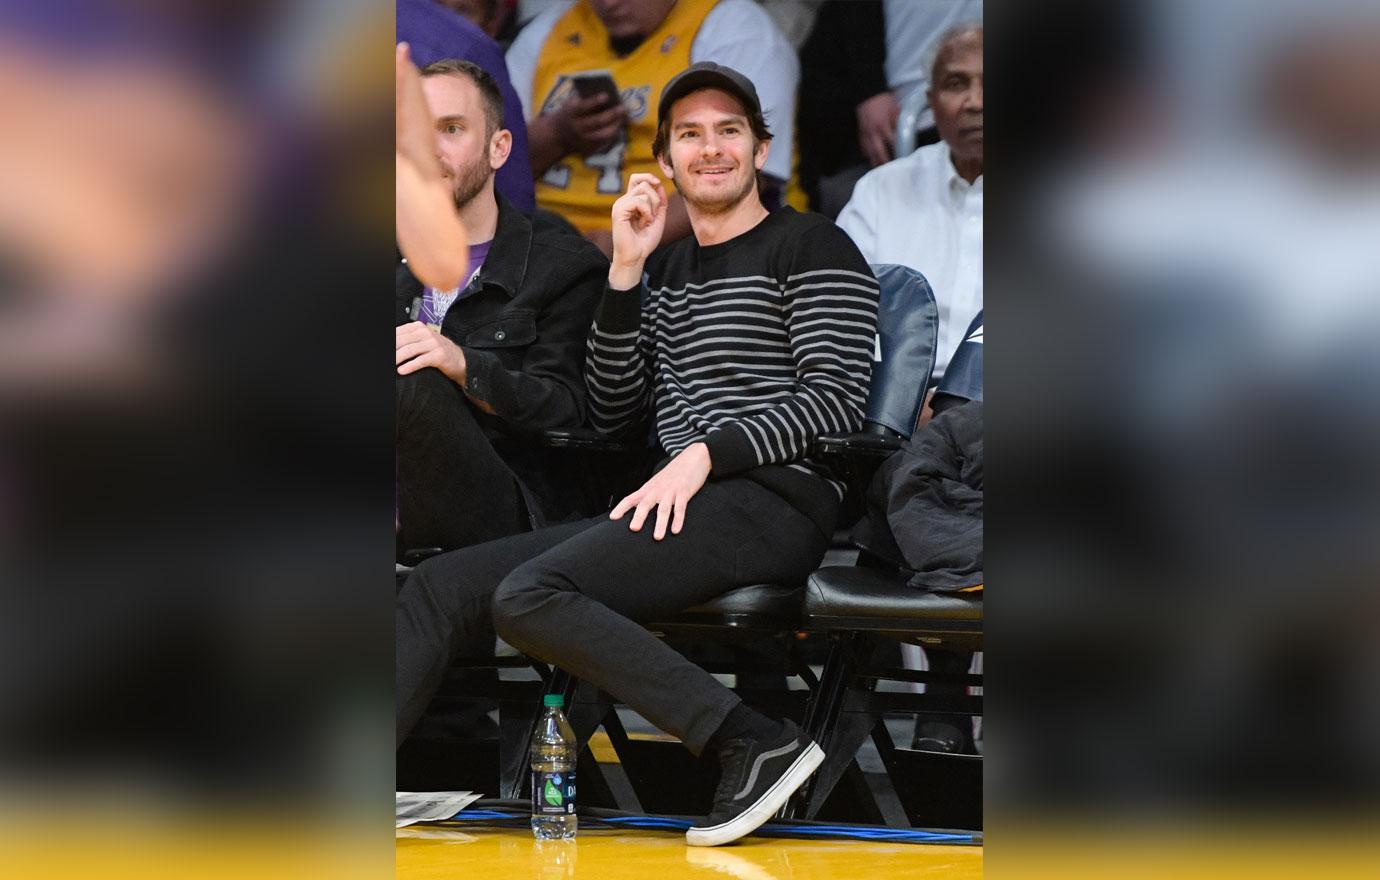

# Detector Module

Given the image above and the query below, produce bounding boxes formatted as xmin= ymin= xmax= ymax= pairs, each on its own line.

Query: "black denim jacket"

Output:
xmin=395 ymin=195 xmax=607 ymax=437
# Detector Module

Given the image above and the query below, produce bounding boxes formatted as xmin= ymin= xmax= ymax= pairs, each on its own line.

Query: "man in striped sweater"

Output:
xmin=396 ymin=62 xmax=879 ymax=845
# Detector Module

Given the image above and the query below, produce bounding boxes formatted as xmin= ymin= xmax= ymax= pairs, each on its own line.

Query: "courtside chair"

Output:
xmin=788 ymin=310 xmax=985 ymax=828
xmin=937 ymin=310 xmax=983 ymax=405
xmin=895 ymin=87 xmax=930 ymax=159
xmin=789 ymin=568 xmax=983 ymax=825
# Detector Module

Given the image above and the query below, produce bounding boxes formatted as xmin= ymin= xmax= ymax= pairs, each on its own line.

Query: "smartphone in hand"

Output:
xmin=569 ymin=69 xmax=622 ymax=110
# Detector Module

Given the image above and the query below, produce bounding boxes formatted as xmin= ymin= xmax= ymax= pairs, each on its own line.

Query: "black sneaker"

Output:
xmin=685 ymin=719 xmax=824 ymax=847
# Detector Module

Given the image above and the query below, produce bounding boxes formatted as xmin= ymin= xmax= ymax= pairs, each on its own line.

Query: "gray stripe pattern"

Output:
xmin=587 ymin=264 xmax=878 ymax=498
xmin=732 ymin=736 xmax=801 ymax=800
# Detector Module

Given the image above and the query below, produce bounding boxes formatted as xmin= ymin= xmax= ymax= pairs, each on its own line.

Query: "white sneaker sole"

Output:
xmin=685 ymin=741 xmax=824 ymax=847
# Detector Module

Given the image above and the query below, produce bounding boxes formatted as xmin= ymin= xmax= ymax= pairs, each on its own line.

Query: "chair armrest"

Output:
xmin=814 ymin=431 xmax=903 ymax=459
xmin=541 ymin=427 xmax=631 ymax=453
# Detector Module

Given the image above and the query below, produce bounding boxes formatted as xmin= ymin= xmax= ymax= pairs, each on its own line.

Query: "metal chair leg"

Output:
xmin=786 ymin=631 xmax=870 ymax=818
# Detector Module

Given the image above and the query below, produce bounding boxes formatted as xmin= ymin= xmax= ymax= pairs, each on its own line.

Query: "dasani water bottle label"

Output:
xmin=533 ymin=770 xmax=576 ymax=815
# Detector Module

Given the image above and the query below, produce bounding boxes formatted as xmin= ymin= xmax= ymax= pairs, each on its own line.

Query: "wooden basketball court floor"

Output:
xmin=396 ymin=825 xmax=983 ymax=879
xmin=398 ymin=725 xmax=981 ymax=879
xmin=399 ymin=664 xmax=983 ymax=879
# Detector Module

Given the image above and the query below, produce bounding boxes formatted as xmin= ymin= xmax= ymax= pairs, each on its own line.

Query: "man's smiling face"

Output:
xmin=659 ymin=88 xmax=768 ymax=214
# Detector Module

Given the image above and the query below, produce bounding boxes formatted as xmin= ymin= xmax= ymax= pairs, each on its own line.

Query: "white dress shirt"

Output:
xmin=837 ymin=141 xmax=983 ymax=380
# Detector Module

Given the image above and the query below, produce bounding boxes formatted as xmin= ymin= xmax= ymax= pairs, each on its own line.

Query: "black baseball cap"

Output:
xmin=656 ymin=62 xmax=763 ymax=128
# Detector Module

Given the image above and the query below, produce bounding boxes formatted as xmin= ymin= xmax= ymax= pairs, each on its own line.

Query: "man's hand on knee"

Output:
xmin=610 ymin=442 xmax=712 ymax=541
xmin=396 ymin=321 xmax=467 ymax=384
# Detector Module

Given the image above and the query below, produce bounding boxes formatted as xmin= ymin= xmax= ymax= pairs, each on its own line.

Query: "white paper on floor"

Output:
xmin=396 ymin=791 xmax=483 ymax=828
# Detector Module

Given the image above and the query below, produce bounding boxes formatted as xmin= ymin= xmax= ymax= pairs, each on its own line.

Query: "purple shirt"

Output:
xmin=417 ymin=240 xmax=493 ymax=328
xmin=396 ymin=0 xmax=536 ymax=214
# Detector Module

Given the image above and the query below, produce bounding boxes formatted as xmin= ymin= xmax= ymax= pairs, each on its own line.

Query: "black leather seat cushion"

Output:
xmin=804 ymin=566 xmax=983 ymax=632
xmin=653 ymin=583 xmax=804 ymax=628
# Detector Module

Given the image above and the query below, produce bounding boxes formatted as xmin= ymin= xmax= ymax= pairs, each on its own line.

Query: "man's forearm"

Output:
xmin=527 ymin=115 xmax=569 ymax=178
xmin=396 ymin=155 xmax=469 ymax=291
xmin=462 ymin=389 xmax=496 ymax=415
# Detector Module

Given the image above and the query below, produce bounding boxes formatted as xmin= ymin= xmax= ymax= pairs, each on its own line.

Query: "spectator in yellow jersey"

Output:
xmin=505 ymin=0 xmax=798 ymax=255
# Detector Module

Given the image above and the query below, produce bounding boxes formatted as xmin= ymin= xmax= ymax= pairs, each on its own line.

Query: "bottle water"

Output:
xmin=530 ymin=693 xmax=577 ymax=839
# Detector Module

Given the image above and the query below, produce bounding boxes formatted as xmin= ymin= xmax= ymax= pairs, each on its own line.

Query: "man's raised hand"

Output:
xmin=608 ymin=173 xmax=667 ymax=289
xmin=396 ymin=43 xmax=442 ymax=182
xmin=396 ymin=43 xmax=469 ymax=290
xmin=856 ymin=90 xmax=900 ymax=167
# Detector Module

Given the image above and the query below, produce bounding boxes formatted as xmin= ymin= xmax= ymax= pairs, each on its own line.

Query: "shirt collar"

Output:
xmin=473 ymin=193 xmax=531 ymax=300
xmin=398 ymin=193 xmax=531 ymax=300
xmin=938 ymin=140 xmax=982 ymax=202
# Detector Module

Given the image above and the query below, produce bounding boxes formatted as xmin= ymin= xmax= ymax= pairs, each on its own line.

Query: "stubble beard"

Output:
xmin=446 ymin=154 xmax=491 ymax=212
xmin=672 ymin=161 xmax=758 ymax=216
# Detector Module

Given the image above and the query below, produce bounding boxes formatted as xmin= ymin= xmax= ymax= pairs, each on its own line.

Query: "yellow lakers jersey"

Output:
xmin=532 ymin=0 xmax=718 ymax=233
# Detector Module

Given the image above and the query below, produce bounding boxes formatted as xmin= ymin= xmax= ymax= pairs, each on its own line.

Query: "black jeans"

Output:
xmin=396 ymin=474 xmax=833 ymax=754
xmin=396 ymin=368 xmax=527 ymax=551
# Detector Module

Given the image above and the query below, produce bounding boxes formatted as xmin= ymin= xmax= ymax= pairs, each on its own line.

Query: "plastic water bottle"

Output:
xmin=530 ymin=693 xmax=577 ymax=839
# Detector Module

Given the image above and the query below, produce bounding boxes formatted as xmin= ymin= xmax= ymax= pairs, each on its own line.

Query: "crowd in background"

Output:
xmin=395 ymin=0 xmax=983 ymax=553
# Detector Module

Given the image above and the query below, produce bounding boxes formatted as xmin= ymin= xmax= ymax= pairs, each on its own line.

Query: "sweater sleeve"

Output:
xmin=703 ymin=224 xmax=879 ymax=475
xmin=585 ymin=281 xmax=654 ymax=437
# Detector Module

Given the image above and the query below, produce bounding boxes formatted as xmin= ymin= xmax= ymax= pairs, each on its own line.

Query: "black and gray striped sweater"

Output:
xmin=586 ymin=207 xmax=880 ymax=499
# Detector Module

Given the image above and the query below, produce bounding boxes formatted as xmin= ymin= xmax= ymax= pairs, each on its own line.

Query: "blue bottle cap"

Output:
xmin=543 ymin=694 xmax=564 ymax=707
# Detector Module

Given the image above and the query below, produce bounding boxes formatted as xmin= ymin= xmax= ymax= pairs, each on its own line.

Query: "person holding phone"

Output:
xmin=505 ymin=0 xmax=799 ymax=256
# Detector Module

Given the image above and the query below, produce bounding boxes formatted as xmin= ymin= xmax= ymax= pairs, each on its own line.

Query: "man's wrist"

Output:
xmin=553 ymin=119 xmax=572 ymax=155
xmin=446 ymin=343 xmax=468 ymax=385
xmin=686 ymin=441 xmax=712 ymax=473
xmin=608 ymin=260 xmax=644 ymax=290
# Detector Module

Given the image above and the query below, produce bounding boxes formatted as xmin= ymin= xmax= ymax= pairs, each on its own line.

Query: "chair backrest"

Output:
xmin=864 ymin=263 xmax=938 ymax=439
xmin=894 ymin=87 xmax=929 ymax=159
xmin=935 ymin=310 xmax=983 ymax=404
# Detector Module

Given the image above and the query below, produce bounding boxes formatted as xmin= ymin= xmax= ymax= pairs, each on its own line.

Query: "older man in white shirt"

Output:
xmin=838 ymin=24 xmax=982 ymax=383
